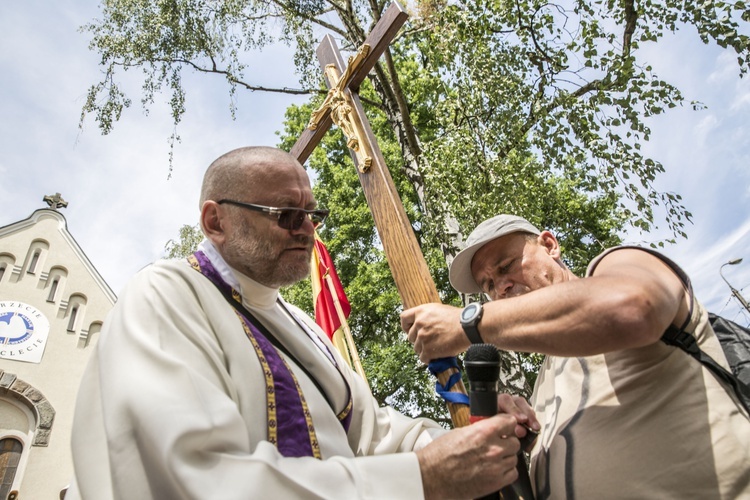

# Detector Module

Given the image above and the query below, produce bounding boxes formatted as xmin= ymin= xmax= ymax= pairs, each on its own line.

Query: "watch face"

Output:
xmin=461 ymin=303 xmax=479 ymax=322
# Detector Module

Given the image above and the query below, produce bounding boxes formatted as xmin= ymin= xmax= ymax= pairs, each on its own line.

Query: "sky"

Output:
xmin=1 ymin=1 xmax=749 ymax=326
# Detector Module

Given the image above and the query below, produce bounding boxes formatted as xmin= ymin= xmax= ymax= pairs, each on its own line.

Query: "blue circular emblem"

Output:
xmin=0 ymin=311 xmax=34 ymax=344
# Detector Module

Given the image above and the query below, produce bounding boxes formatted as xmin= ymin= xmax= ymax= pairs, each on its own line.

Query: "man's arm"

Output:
xmin=403 ymin=248 xmax=691 ymax=363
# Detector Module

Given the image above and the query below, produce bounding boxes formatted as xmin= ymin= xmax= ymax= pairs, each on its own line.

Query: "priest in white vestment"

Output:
xmin=66 ymin=146 xmax=526 ymax=500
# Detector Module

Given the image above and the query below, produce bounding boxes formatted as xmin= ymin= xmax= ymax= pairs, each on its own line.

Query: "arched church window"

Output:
xmin=0 ymin=254 xmax=15 ymax=284
xmin=64 ymin=294 xmax=87 ymax=334
xmin=45 ymin=267 xmax=67 ymax=304
xmin=23 ymin=240 xmax=48 ymax=278
xmin=47 ymin=277 xmax=60 ymax=302
xmin=27 ymin=250 xmax=40 ymax=274
xmin=0 ymin=437 xmax=23 ymax=499
xmin=67 ymin=305 xmax=79 ymax=332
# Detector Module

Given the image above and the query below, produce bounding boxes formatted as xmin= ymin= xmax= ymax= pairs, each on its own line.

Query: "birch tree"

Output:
xmin=85 ymin=0 xmax=750 ymax=420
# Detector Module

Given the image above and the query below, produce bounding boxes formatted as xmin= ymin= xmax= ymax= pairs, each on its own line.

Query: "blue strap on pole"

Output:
xmin=428 ymin=357 xmax=470 ymax=405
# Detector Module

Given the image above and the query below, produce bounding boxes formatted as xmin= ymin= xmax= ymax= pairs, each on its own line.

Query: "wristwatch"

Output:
xmin=460 ymin=302 xmax=484 ymax=344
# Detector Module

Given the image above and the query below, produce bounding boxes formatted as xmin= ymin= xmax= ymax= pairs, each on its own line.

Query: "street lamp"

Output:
xmin=720 ymin=258 xmax=750 ymax=314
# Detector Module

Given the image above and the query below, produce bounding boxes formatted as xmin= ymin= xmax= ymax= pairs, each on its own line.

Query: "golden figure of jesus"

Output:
xmin=307 ymin=44 xmax=373 ymax=172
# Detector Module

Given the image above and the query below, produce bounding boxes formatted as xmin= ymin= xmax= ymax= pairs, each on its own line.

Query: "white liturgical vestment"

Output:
xmin=67 ymin=242 xmax=444 ymax=499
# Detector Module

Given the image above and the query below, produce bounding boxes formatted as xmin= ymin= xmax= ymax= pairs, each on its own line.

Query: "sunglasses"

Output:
xmin=218 ymin=199 xmax=329 ymax=230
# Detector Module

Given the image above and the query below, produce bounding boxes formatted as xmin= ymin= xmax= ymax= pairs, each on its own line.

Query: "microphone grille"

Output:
xmin=465 ymin=343 xmax=500 ymax=363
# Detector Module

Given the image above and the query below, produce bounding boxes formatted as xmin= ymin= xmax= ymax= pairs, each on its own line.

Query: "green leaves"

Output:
xmin=95 ymin=0 xmax=750 ymax=419
xmin=163 ymin=223 xmax=203 ymax=258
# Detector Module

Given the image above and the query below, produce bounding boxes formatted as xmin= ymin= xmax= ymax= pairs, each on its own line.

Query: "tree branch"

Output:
xmin=126 ymin=58 xmax=325 ymax=96
xmin=266 ymin=0 xmax=349 ymax=38
xmin=623 ymin=0 xmax=638 ymax=57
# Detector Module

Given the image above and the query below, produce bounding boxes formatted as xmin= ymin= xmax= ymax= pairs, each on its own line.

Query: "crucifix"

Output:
xmin=291 ymin=1 xmax=470 ymax=429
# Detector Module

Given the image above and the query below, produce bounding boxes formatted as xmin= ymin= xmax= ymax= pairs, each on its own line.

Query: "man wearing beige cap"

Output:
xmin=401 ymin=214 xmax=750 ymax=498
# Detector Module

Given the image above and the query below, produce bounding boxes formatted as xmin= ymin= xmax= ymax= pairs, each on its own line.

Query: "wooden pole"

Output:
xmin=322 ymin=271 xmax=369 ymax=386
xmin=291 ymin=2 xmax=470 ymax=428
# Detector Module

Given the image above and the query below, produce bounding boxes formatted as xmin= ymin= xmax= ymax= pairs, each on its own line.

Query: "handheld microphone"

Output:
xmin=465 ymin=344 xmax=502 ymax=500
xmin=465 ymin=344 xmax=536 ymax=500
xmin=465 ymin=343 xmax=502 ymax=422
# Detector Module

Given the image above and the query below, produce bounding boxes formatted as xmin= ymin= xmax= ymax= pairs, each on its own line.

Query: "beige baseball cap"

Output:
xmin=449 ymin=214 xmax=541 ymax=294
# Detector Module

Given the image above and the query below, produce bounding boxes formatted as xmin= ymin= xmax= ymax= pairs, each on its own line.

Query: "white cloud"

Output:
xmin=707 ymin=51 xmax=740 ymax=84
xmin=0 ymin=0 xmax=310 ymax=293
xmin=2 ymin=2 xmax=749 ymax=323
xmin=730 ymin=85 xmax=750 ymax=112
xmin=694 ymin=113 xmax=720 ymax=145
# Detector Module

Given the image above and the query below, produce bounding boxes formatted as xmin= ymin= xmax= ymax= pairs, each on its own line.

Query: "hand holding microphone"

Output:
xmin=465 ymin=344 xmax=537 ymax=500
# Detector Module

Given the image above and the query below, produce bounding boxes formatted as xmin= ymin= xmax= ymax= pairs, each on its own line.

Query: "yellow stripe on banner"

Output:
xmin=310 ymin=232 xmax=369 ymax=387
xmin=331 ymin=327 xmax=354 ymax=370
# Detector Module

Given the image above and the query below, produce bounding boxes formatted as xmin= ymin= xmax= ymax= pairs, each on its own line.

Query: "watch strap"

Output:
xmin=461 ymin=303 xmax=484 ymax=344
xmin=463 ymin=323 xmax=483 ymax=344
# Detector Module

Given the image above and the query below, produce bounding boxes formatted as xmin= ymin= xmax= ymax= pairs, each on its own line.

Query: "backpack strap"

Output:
xmin=662 ymin=314 xmax=749 ymax=406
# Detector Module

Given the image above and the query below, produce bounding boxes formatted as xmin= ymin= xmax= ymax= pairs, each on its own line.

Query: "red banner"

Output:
xmin=311 ymin=235 xmax=351 ymax=339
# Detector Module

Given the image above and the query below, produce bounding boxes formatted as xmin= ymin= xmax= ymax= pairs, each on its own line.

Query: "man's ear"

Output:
xmin=201 ymin=201 xmax=227 ymax=247
xmin=538 ymin=231 xmax=561 ymax=259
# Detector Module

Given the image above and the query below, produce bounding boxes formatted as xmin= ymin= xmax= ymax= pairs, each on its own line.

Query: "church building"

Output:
xmin=0 ymin=194 xmax=116 ymax=499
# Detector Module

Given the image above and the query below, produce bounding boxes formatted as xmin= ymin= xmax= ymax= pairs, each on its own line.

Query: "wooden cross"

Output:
xmin=291 ymin=1 xmax=470 ymax=428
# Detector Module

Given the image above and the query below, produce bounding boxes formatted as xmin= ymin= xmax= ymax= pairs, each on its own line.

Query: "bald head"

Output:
xmin=200 ymin=146 xmax=304 ymax=207
xmin=199 ymin=146 xmax=317 ymax=287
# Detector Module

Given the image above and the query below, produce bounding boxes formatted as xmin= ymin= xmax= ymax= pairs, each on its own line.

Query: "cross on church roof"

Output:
xmin=43 ymin=193 xmax=68 ymax=210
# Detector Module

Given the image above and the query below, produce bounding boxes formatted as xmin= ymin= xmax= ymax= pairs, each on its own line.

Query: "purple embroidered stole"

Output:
xmin=188 ymin=251 xmax=352 ymax=458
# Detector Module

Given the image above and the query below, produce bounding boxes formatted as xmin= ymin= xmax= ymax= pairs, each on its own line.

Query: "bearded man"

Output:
xmin=67 ymin=147 xmax=526 ymax=499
